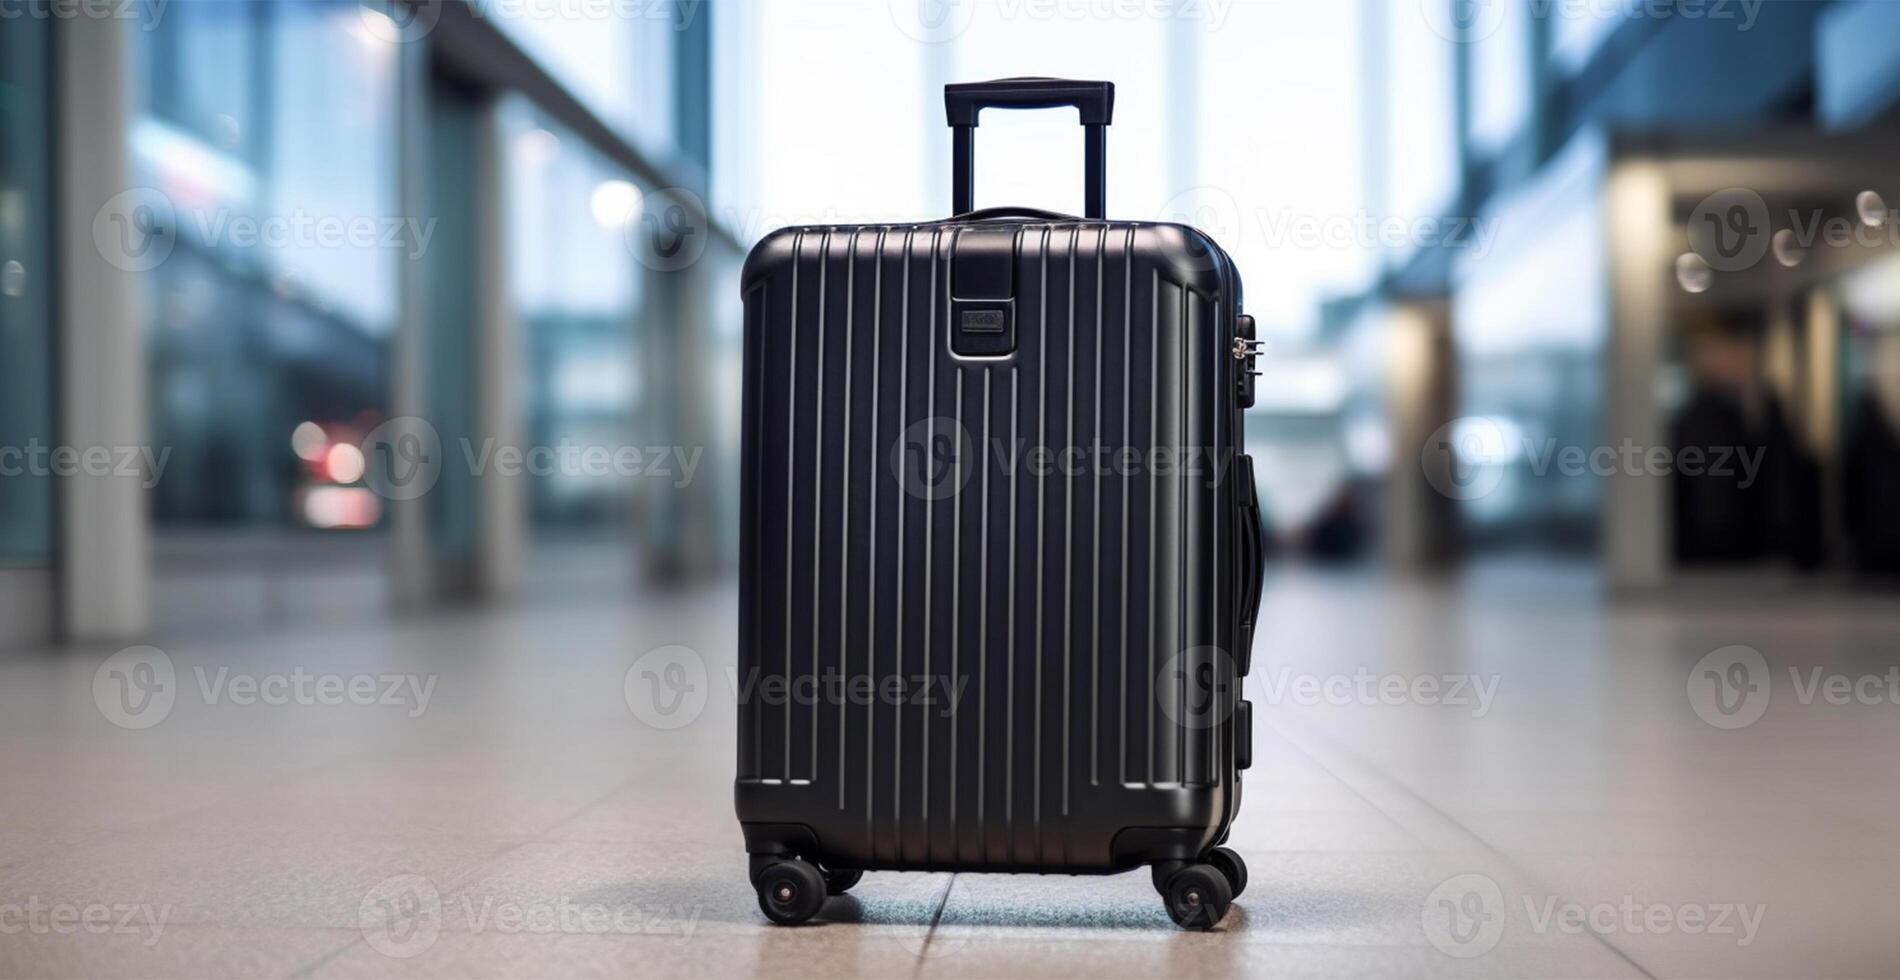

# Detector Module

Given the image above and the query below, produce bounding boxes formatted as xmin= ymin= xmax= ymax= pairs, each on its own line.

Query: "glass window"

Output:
xmin=1468 ymin=1 xmax=1532 ymax=155
xmin=501 ymin=100 xmax=647 ymax=545
xmin=1450 ymin=137 xmax=1608 ymax=546
xmin=737 ymin=1 xmax=934 ymax=232
xmin=951 ymin=2 xmax=1171 ymax=219
xmin=479 ymin=0 xmax=681 ymax=153
xmin=1386 ymin=3 xmax=1460 ymax=244
xmin=0 ymin=13 xmax=55 ymax=564
xmin=1199 ymin=1 xmax=1375 ymax=340
xmin=1549 ymin=3 xmax=1625 ymax=75
xmin=135 ymin=0 xmax=400 ymax=532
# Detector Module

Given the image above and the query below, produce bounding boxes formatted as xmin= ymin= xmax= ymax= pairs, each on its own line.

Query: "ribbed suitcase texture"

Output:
xmin=735 ymin=218 xmax=1256 ymax=874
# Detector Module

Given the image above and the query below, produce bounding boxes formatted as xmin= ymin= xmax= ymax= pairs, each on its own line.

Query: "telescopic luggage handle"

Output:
xmin=945 ymin=77 xmax=1115 ymax=219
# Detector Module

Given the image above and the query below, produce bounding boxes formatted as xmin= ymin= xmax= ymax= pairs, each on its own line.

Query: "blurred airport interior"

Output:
xmin=4 ymin=0 xmax=1900 ymax=641
xmin=13 ymin=2 xmax=1900 ymax=975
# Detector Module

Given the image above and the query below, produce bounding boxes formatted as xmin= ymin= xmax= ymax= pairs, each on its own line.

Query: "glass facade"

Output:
xmin=0 ymin=12 xmax=55 ymax=564
xmin=1384 ymin=4 xmax=1459 ymax=253
xmin=1450 ymin=137 xmax=1608 ymax=547
xmin=502 ymin=99 xmax=647 ymax=537
xmin=135 ymin=0 xmax=400 ymax=532
xmin=481 ymin=0 xmax=681 ymax=154
xmin=1467 ymin=1 xmax=1532 ymax=156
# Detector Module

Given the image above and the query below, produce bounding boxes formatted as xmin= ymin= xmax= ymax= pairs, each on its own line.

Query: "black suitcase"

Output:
xmin=735 ymin=78 xmax=1267 ymax=930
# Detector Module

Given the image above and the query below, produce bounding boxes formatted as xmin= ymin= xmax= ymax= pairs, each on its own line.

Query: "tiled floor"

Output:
xmin=3 ymin=563 xmax=1897 ymax=978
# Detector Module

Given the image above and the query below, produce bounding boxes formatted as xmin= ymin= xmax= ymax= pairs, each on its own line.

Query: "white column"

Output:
xmin=473 ymin=103 xmax=525 ymax=600
xmin=1602 ymin=161 xmax=1673 ymax=591
xmin=1383 ymin=301 xmax=1456 ymax=572
xmin=56 ymin=11 xmax=151 ymax=640
xmin=388 ymin=41 xmax=435 ymax=608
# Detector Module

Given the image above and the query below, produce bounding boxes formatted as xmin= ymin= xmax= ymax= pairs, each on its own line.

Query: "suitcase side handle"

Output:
xmin=944 ymin=77 xmax=1115 ymax=220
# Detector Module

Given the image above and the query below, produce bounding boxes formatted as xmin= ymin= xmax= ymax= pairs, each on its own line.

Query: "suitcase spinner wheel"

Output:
xmin=737 ymin=77 xmax=1260 ymax=933
xmin=1161 ymin=863 xmax=1234 ymax=930
xmin=754 ymin=859 xmax=828 ymax=926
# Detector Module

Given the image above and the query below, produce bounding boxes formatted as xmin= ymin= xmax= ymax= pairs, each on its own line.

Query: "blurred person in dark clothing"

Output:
xmin=1845 ymin=332 xmax=1900 ymax=576
xmin=1671 ymin=316 xmax=1821 ymax=567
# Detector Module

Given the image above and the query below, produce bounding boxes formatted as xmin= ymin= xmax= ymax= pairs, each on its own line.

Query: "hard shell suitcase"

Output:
xmin=735 ymin=78 xmax=1267 ymax=930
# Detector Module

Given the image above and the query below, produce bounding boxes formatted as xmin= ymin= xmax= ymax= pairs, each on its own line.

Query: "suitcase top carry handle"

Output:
xmin=945 ymin=77 xmax=1115 ymax=220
